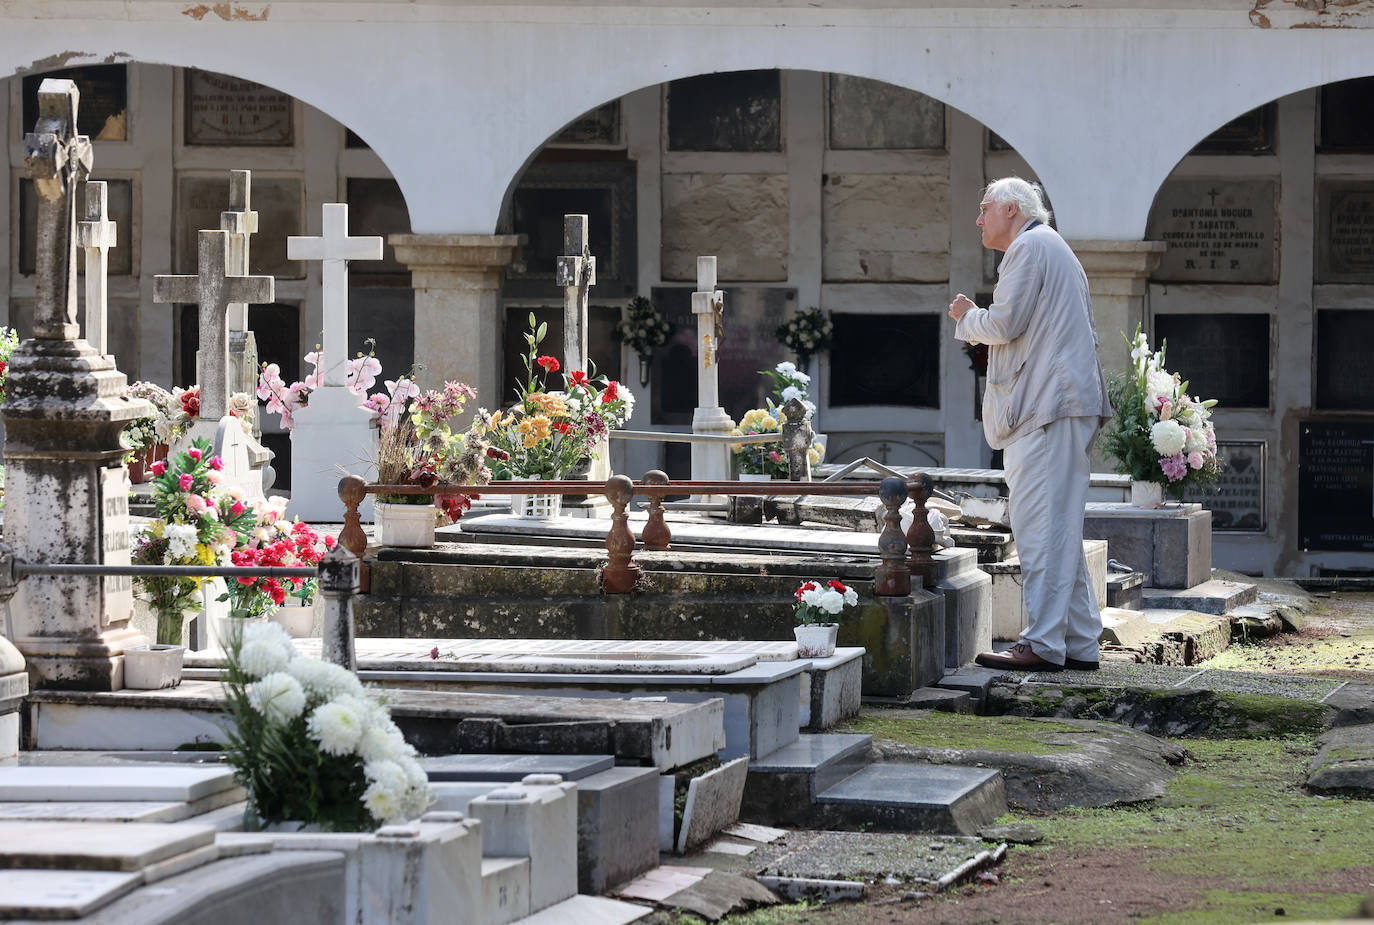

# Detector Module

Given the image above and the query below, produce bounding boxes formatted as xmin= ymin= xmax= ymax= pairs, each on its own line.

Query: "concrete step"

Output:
xmin=482 ymin=857 xmax=530 ymax=925
xmin=741 ymin=733 xmax=871 ymax=826
xmin=815 ymin=762 xmax=1007 ymax=835
xmin=984 ymin=539 xmax=1108 ymax=642
xmin=1142 ymin=578 xmax=1257 ymax=615
xmin=1099 ymin=606 xmax=1152 ymax=648
xmin=512 ymin=894 xmax=652 ymax=924
xmin=1106 ymin=570 xmax=1144 ymax=609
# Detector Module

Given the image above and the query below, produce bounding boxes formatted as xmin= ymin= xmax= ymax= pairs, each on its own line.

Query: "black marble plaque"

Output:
xmin=668 ymin=70 xmax=781 ymax=152
xmin=552 ymin=102 xmax=621 ymax=145
xmin=179 ymin=302 xmax=299 ymax=389
xmin=22 ymin=65 xmax=127 ymax=141
xmin=649 ymin=286 xmax=794 ymax=426
xmin=1188 ymin=104 xmax=1275 ymax=155
xmin=348 ymin=288 xmax=415 ymax=386
xmin=177 ymin=173 xmax=302 ymax=279
xmin=1147 ymin=180 xmax=1277 ymax=283
xmin=828 ymin=313 xmax=939 ymax=408
xmin=500 ymin=305 xmax=622 ymax=402
xmin=1153 ymin=313 xmax=1270 ymax=408
xmin=1182 ymin=440 xmax=1265 ymax=531
xmin=1299 ymin=420 xmax=1374 ymax=551
xmin=346 ymin=178 xmax=411 ymax=286
xmin=987 ymin=130 xmax=1012 ymax=152
xmin=828 ymin=76 xmax=944 ymax=150
xmin=19 ymin=177 xmax=134 ymax=276
xmin=506 ymin=161 xmax=637 ymax=298
xmin=1316 ymin=310 xmax=1374 ymax=410
xmin=1317 ymin=182 xmax=1374 ymax=282
xmin=184 ymin=69 xmax=293 ymax=146
xmin=1320 ymin=76 xmax=1374 ymax=150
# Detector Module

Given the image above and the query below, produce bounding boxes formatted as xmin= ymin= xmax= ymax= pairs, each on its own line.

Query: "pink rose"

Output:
xmin=429 ymin=647 xmax=440 ymax=660
xmin=230 ymin=500 xmax=247 ymax=517
xmin=209 ymin=456 xmax=224 ymax=471
xmin=1188 ymin=451 xmax=1205 ymax=470
xmin=207 ymin=470 xmax=223 ymax=485
xmin=178 ymin=473 xmax=194 ymax=490
xmin=188 ymin=448 xmax=203 ymax=462
xmin=150 ymin=460 xmax=166 ymax=476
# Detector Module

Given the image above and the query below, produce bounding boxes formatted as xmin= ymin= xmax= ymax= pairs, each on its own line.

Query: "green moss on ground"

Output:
xmin=843 ymin=709 xmax=1082 ymax=755
xmin=1140 ymin=890 xmax=1368 ymax=925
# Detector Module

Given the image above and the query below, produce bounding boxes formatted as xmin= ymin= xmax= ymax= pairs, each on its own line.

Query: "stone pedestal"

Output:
xmin=837 ymin=588 xmax=944 ymax=696
xmin=389 ymin=234 xmax=523 ymax=400
xmin=1083 ymin=502 xmax=1212 ymax=590
xmin=1069 ymin=240 xmax=1166 ymax=369
xmin=287 ymin=387 xmax=378 ymax=523
xmin=932 ymin=546 xmax=991 ymax=669
xmin=172 ymin=415 xmax=272 ymax=502
xmin=985 ymin=539 xmax=1109 ymax=643
xmin=2 ymin=339 xmax=152 ymax=691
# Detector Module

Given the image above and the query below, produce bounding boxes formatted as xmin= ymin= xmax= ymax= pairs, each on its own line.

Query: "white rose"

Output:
xmin=1146 ymin=370 xmax=1176 ymax=405
xmin=1150 ymin=419 xmax=1187 ymax=457
xmin=817 ymin=589 xmax=845 ymax=614
xmin=775 ymin=361 xmax=797 ymax=376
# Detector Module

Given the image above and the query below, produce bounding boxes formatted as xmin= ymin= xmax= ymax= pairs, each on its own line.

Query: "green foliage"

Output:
xmin=614 ymin=296 xmax=673 ymax=355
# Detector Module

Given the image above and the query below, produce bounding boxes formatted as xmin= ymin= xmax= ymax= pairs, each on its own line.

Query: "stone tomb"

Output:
xmin=1083 ymin=501 xmax=1212 ymax=590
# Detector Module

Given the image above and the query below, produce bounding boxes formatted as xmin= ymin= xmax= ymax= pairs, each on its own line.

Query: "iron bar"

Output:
xmin=14 ymin=563 xmax=318 ymax=579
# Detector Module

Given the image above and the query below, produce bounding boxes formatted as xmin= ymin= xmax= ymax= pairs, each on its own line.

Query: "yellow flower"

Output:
xmin=490 ymin=409 xmax=504 ymax=428
xmin=526 ymin=392 xmax=569 ymax=417
xmin=518 ymin=414 xmax=552 ymax=449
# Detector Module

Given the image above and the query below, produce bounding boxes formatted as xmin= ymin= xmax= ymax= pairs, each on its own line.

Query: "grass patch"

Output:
xmin=1139 ymin=889 xmax=1369 ymax=924
xmin=844 ymin=709 xmax=1082 ymax=755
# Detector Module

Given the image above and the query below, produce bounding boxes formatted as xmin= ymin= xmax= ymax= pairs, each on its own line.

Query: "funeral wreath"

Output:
xmin=775 ymin=306 xmax=833 ymax=367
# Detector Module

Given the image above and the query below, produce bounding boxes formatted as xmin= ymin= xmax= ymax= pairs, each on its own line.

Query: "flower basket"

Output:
xmin=510 ymin=477 xmax=562 ymax=519
xmin=375 ymin=501 xmax=438 ymax=547
xmin=123 ymin=644 xmax=185 ymax=690
xmin=793 ymin=623 xmax=839 ymax=659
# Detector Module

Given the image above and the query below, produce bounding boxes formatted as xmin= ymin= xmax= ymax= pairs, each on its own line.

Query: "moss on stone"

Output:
xmin=845 ymin=709 xmax=1082 ymax=756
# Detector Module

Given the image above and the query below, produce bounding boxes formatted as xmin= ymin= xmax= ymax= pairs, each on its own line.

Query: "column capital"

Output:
xmin=1067 ymin=239 xmax=1167 ymax=298
xmin=389 ymin=233 xmax=525 ymax=289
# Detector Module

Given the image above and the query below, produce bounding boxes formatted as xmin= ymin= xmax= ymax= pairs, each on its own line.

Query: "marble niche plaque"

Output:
xmin=1316 ymin=309 xmax=1374 ymax=410
xmin=822 ymin=173 xmax=950 ymax=282
xmin=1298 ymin=420 xmax=1374 ymax=552
xmin=828 ymin=75 xmax=945 ymax=150
xmin=1317 ymin=183 xmax=1374 ymax=282
xmin=1188 ymin=104 xmax=1275 ymax=155
xmin=1153 ymin=313 xmax=1270 ymax=408
xmin=829 ymin=312 xmax=940 ymax=408
xmin=100 ymin=467 xmax=133 ymax=626
xmin=1183 ymin=440 xmax=1265 ymax=532
xmin=667 ymin=70 xmax=781 ymax=152
xmin=1146 ymin=179 xmax=1277 ymax=283
xmin=22 ymin=65 xmax=127 ymax=141
xmin=1319 ymin=76 xmax=1374 ymax=149
xmin=19 ymin=177 xmax=134 ymax=277
xmin=649 ymin=286 xmax=794 ymax=426
xmin=184 ymin=69 xmax=293 ymax=146
xmin=176 ymin=174 xmax=302 ymax=278
xmin=661 ymin=173 xmax=789 ymax=282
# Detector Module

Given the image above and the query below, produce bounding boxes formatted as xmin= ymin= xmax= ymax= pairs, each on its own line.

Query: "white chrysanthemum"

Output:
xmin=1150 ymin=419 xmax=1187 ymax=457
xmin=365 ymin=758 xmax=409 ymax=793
xmin=287 ymin=657 xmax=364 ymax=702
xmin=362 ymin=778 xmax=405 ymax=823
xmin=357 ymin=724 xmax=408 ymax=763
xmin=238 ymin=636 xmax=292 ymax=679
xmin=248 ymin=672 xmax=306 ymax=725
xmin=164 ymin=523 xmax=199 ymax=560
xmin=400 ymin=756 xmax=430 ymax=792
xmin=241 ymin=619 xmax=295 ymax=651
xmin=307 ymin=700 xmax=364 ymax=756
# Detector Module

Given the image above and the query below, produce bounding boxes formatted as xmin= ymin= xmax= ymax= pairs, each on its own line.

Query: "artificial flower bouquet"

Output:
xmin=221 ymin=497 xmax=337 ymax=618
xmin=486 ymin=314 xmax=636 ymax=481
xmin=257 ymin=340 xmax=384 ymax=432
xmin=123 ymin=380 xmax=187 ymax=454
xmin=794 ymin=579 xmax=859 ymax=625
xmin=0 ymin=325 xmax=19 ymax=405
xmin=132 ymin=437 xmax=258 ymax=645
xmin=775 ymin=306 xmax=833 ymax=367
xmin=221 ymin=621 xmax=431 ymax=831
xmin=614 ymin=295 xmax=674 ymax=355
xmin=1103 ymin=326 xmax=1223 ymax=497
xmin=730 ymin=362 xmax=824 ymax=477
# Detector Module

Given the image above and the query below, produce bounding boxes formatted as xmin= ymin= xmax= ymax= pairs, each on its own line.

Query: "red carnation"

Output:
xmin=602 ymin=381 xmax=619 ymax=402
xmin=536 ymin=355 xmax=560 ymax=372
xmin=828 ymin=579 xmax=847 ymax=593
xmin=568 ymin=370 xmax=589 ymax=386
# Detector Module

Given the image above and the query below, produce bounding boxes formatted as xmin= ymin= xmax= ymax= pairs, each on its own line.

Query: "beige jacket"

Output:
xmin=955 ymin=223 xmax=1112 ymax=451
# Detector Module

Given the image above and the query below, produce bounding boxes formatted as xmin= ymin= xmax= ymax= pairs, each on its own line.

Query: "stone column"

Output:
xmin=389 ymin=234 xmax=523 ymax=400
xmin=1068 ymin=240 xmax=1167 ymax=369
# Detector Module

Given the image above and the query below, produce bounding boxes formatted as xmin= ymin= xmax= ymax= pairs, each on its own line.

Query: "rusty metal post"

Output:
xmin=904 ymin=473 xmax=938 ymax=590
xmin=874 ymin=477 xmax=912 ymax=596
xmin=337 ymin=475 xmax=370 ymax=592
xmin=640 ymin=470 xmax=672 ymax=551
xmin=602 ymin=475 xmax=640 ymax=593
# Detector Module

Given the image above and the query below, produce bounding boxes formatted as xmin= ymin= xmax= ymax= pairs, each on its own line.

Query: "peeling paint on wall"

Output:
xmin=1251 ymin=0 xmax=1374 ymax=27
xmin=182 ymin=3 xmax=271 ymax=21
xmin=14 ymin=52 xmax=131 ymax=76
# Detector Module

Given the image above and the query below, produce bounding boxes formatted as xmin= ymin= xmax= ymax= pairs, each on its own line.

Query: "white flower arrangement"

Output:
xmin=793 ymin=578 xmax=859 ymax=625
xmin=222 ymin=622 xmax=431 ymax=831
xmin=775 ymin=307 xmax=834 ymax=364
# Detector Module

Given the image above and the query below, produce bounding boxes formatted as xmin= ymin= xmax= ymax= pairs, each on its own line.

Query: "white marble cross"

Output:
xmin=287 ymin=203 xmax=383 ymax=387
xmin=75 ymin=180 xmax=117 ymax=356
xmin=555 ymin=214 xmax=595 ymax=374
xmin=154 ymin=231 xmax=274 ymax=421
xmin=690 ymin=256 xmax=732 ymax=484
xmin=220 ymin=170 xmax=258 ymax=334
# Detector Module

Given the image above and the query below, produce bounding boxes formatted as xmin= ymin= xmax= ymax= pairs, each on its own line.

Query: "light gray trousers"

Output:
xmin=1002 ymin=415 xmax=1101 ymax=665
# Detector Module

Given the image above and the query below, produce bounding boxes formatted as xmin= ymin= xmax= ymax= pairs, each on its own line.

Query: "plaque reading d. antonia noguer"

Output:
xmin=1146 ymin=179 xmax=1277 ymax=283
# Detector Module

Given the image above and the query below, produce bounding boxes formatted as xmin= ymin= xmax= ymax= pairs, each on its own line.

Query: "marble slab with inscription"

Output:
xmin=662 ymin=174 xmax=789 ymax=282
xmin=185 ymin=69 xmax=293 ymax=146
xmin=828 ymin=75 xmax=944 ymax=150
xmin=1318 ymin=182 xmax=1374 ymax=282
xmin=1147 ymin=179 xmax=1277 ymax=283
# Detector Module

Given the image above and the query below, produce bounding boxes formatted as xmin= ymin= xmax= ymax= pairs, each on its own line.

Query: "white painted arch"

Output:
xmin=8 ymin=4 xmax=1374 ymax=239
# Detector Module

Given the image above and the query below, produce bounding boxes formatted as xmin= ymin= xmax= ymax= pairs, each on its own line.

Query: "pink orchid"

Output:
xmin=348 ymin=355 xmax=382 ymax=394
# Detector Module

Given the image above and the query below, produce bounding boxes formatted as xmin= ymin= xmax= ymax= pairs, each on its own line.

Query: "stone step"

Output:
xmin=1099 ymin=606 xmax=1153 ymax=648
xmin=741 ymin=734 xmax=872 ymax=828
xmin=1128 ymin=609 xmax=1232 ymax=665
xmin=1142 ymin=578 xmax=1257 ymax=615
xmin=511 ymin=893 xmax=652 ymax=925
xmin=814 ymin=762 xmax=1007 ymax=835
xmin=482 ymin=857 xmax=531 ymax=925
xmin=984 ymin=540 xmax=1109 ymax=642
xmin=1106 ymin=570 xmax=1144 ymax=610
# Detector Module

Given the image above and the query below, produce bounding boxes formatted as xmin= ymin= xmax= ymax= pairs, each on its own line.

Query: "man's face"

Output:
xmin=977 ymin=197 xmax=1019 ymax=252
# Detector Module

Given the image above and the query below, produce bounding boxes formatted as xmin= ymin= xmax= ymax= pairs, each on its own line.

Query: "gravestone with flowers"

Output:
xmin=284 ymin=202 xmax=384 ymax=522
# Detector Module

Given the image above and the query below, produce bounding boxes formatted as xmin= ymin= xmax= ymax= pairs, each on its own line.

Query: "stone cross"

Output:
xmin=554 ymin=214 xmax=595 ymax=374
xmin=287 ymin=203 xmax=383 ymax=386
xmin=221 ymin=170 xmax=258 ymax=333
xmin=689 ymin=256 xmax=733 ymax=485
xmin=23 ymin=78 xmax=92 ymax=340
xmin=75 ymin=180 xmax=117 ymax=355
xmin=154 ymin=231 xmax=274 ymax=421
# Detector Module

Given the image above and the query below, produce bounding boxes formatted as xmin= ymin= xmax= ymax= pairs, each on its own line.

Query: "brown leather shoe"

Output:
xmin=974 ymin=642 xmax=1064 ymax=672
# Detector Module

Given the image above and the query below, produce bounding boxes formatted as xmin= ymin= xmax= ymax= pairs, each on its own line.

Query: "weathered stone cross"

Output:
xmin=221 ymin=170 xmax=258 ymax=333
xmin=153 ymin=231 xmax=275 ymax=421
xmin=75 ymin=180 xmax=117 ymax=355
xmin=287 ymin=203 xmax=383 ymax=387
xmin=23 ymin=78 xmax=92 ymax=340
xmin=555 ymin=214 xmax=595 ymax=374
xmin=690 ymin=255 xmax=732 ymax=484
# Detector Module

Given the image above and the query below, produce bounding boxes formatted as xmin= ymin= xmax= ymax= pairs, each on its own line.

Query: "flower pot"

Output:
xmin=127 ymin=443 xmax=170 ymax=484
xmin=123 ymin=644 xmax=185 ymax=690
xmin=270 ymin=598 xmax=321 ymax=638
xmin=375 ymin=500 xmax=438 ymax=547
xmin=213 ymin=614 xmax=269 ymax=651
xmin=1130 ymin=479 xmax=1165 ymax=509
xmin=509 ymin=476 xmax=562 ymax=519
xmin=793 ymin=623 xmax=839 ymax=658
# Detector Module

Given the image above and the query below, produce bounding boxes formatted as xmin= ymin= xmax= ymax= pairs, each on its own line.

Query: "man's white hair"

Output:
xmin=984 ymin=177 xmax=1052 ymax=226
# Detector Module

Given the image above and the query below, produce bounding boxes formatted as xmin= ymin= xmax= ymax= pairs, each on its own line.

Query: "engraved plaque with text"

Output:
xmin=101 ymin=467 xmax=134 ymax=626
xmin=185 ymin=69 xmax=294 ymax=146
xmin=1147 ymin=180 xmax=1277 ymax=283
xmin=1182 ymin=440 xmax=1265 ymax=531
xmin=1317 ymin=183 xmax=1374 ymax=282
xmin=1299 ymin=420 xmax=1374 ymax=551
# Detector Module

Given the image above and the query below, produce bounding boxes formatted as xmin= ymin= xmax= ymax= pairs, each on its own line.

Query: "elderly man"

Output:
xmin=948 ymin=177 xmax=1111 ymax=672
